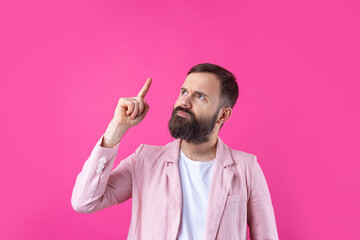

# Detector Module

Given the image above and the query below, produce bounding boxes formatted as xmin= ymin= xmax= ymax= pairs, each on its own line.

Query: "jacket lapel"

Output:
xmin=162 ymin=138 xmax=183 ymax=239
xmin=204 ymin=136 xmax=235 ymax=240
xmin=161 ymin=137 xmax=234 ymax=240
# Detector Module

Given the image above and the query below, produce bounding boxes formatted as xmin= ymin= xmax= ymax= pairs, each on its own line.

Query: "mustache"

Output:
xmin=174 ymin=106 xmax=194 ymax=117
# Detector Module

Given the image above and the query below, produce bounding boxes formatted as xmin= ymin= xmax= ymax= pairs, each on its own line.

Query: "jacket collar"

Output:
xmin=163 ymin=136 xmax=234 ymax=167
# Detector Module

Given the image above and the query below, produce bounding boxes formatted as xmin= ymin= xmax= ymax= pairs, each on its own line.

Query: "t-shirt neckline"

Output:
xmin=180 ymin=150 xmax=216 ymax=164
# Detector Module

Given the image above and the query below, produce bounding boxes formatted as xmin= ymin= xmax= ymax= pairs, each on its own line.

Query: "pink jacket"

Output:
xmin=71 ymin=134 xmax=279 ymax=240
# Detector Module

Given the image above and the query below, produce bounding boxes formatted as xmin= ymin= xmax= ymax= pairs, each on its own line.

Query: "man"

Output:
xmin=71 ymin=63 xmax=279 ymax=240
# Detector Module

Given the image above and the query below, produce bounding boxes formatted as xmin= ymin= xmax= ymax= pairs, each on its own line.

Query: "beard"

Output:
xmin=168 ymin=105 xmax=221 ymax=144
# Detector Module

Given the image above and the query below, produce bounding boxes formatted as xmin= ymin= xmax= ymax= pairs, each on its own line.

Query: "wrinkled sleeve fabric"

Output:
xmin=71 ymin=134 xmax=143 ymax=213
xmin=247 ymin=155 xmax=279 ymax=240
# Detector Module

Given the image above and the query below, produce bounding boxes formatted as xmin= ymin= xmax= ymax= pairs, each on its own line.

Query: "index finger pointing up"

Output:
xmin=137 ymin=77 xmax=152 ymax=98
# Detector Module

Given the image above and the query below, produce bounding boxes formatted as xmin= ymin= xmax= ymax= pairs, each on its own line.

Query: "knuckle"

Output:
xmin=128 ymin=103 xmax=134 ymax=110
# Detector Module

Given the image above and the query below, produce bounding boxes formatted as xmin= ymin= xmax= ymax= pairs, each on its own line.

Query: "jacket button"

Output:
xmin=96 ymin=169 xmax=103 ymax=174
xmin=98 ymin=163 xmax=105 ymax=169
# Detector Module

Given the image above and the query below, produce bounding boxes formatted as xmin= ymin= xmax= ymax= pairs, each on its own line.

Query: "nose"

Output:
xmin=180 ymin=94 xmax=192 ymax=108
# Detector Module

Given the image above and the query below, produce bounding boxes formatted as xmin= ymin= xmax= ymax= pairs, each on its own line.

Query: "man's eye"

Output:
xmin=197 ymin=94 xmax=204 ymax=100
xmin=181 ymin=90 xmax=187 ymax=95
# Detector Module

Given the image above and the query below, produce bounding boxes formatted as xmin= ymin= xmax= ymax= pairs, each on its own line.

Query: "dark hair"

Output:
xmin=187 ymin=63 xmax=239 ymax=109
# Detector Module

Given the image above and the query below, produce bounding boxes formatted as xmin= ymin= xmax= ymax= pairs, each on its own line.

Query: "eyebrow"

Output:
xmin=181 ymin=87 xmax=209 ymax=98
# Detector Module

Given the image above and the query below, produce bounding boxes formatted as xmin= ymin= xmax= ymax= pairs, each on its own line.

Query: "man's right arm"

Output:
xmin=71 ymin=78 xmax=152 ymax=213
xmin=71 ymin=133 xmax=128 ymax=213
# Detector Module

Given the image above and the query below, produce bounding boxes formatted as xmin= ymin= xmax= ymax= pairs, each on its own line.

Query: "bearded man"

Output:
xmin=71 ymin=63 xmax=279 ymax=240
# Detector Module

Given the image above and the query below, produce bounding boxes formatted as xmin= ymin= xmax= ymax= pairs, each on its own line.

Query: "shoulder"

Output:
xmin=228 ymin=147 xmax=255 ymax=162
xmin=132 ymin=140 xmax=176 ymax=165
xmin=131 ymin=141 xmax=177 ymax=174
xmin=221 ymin=139 xmax=256 ymax=165
xmin=221 ymin=141 xmax=260 ymax=176
xmin=135 ymin=141 xmax=171 ymax=155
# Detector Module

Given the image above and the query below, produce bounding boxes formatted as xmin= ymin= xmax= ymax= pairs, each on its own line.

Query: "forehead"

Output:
xmin=182 ymin=72 xmax=221 ymax=98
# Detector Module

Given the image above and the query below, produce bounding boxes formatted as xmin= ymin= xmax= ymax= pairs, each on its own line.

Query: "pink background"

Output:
xmin=1 ymin=0 xmax=359 ymax=239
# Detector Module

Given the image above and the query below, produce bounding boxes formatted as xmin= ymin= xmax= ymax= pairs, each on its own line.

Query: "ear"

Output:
xmin=217 ymin=107 xmax=232 ymax=124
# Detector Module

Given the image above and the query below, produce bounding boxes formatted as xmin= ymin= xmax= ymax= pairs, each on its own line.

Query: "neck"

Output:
xmin=180 ymin=132 xmax=218 ymax=162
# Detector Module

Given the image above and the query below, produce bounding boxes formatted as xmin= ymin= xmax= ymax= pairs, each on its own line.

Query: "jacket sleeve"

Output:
xmin=71 ymin=134 xmax=144 ymax=213
xmin=247 ymin=155 xmax=279 ymax=240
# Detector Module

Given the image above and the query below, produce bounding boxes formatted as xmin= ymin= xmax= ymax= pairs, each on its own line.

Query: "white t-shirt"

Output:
xmin=177 ymin=149 xmax=216 ymax=240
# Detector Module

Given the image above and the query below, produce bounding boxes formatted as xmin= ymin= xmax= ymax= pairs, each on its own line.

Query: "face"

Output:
xmin=168 ymin=72 xmax=223 ymax=144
